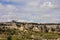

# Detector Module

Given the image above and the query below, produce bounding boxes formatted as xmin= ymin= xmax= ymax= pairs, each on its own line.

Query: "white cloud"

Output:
xmin=0 ymin=3 xmax=5 ymax=9
xmin=0 ymin=3 xmax=18 ymax=21
xmin=17 ymin=19 xmax=34 ymax=23
xmin=2 ymin=12 xmax=16 ymax=18
xmin=5 ymin=5 xmax=17 ymax=12
xmin=11 ymin=0 xmax=22 ymax=2
xmin=0 ymin=0 xmax=60 ymax=23
xmin=27 ymin=1 xmax=39 ymax=7
xmin=0 ymin=3 xmax=17 ymax=13
xmin=2 ymin=0 xmax=22 ymax=2
xmin=0 ymin=3 xmax=34 ymax=22
xmin=23 ymin=1 xmax=58 ymax=12
xmin=6 ymin=5 xmax=16 ymax=10
xmin=40 ymin=2 xmax=56 ymax=9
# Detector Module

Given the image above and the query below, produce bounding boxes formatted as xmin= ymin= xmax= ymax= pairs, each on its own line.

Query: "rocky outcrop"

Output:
xmin=0 ymin=21 xmax=60 ymax=33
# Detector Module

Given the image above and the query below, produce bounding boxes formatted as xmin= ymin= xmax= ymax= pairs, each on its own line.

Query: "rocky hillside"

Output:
xmin=0 ymin=20 xmax=60 ymax=40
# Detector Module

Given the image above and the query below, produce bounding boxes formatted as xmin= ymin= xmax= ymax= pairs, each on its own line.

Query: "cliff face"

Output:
xmin=0 ymin=21 xmax=60 ymax=33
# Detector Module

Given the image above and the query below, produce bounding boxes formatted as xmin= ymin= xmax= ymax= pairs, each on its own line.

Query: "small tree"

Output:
xmin=7 ymin=35 xmax=12 ymax=40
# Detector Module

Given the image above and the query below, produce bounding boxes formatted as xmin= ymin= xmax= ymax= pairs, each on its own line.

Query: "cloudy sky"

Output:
xmin=0 ymin=0 xmax=60 ymax=23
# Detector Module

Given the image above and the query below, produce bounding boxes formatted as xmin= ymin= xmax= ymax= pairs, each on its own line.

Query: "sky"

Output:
xmin=0 ymin=0 xmax=60 ymax=23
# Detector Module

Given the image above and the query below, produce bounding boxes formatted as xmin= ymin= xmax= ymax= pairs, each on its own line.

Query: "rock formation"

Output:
xmin=0 ymin=20 xmax=60 ymax=33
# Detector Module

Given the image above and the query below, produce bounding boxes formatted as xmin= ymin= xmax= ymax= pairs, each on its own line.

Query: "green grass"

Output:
xmin=0 ymin=29 xmax=60 ymax=40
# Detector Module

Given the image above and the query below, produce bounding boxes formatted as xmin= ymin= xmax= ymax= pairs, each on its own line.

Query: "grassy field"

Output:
xmin=0 ymin=28 xmax=60 ymax=40
xmin=0 ymin=32 xmax=60 ymax=40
